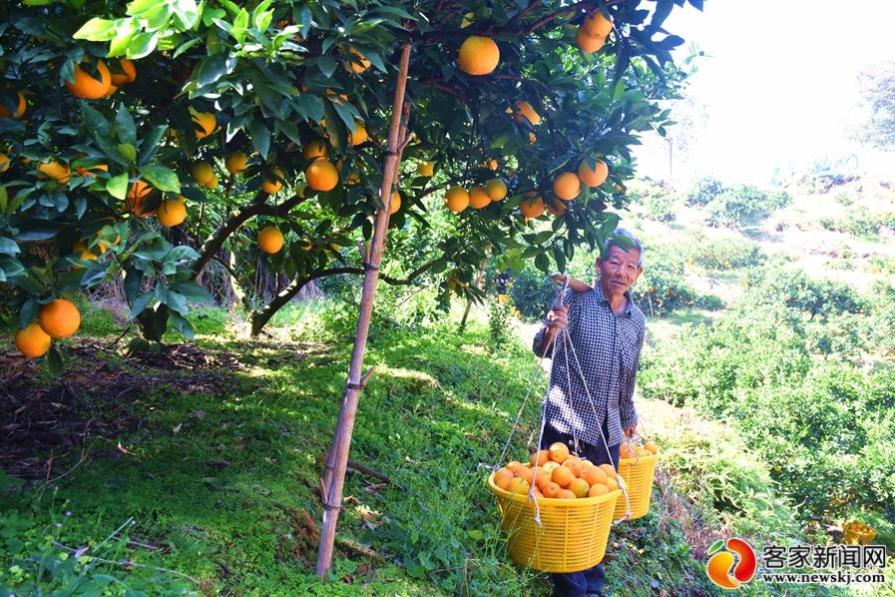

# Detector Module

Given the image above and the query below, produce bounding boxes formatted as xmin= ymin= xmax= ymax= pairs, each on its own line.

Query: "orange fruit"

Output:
xmin=191 ymin=110 xmax=217 ymax=139
xmin=636 ymin=447 xmax=652 ymax=457
xmin=303 ymin=139 xmax=329 ymax=160
xmin=109 ymin=58 xmax=137 ymax=86
xmin=557 ymin=489 xmax=577 ymax=499
xmin=619 ymin=442 xmax=634 ymax=459
xmin=0 ymin=153 xmax=9 ymax=173
xmin=38 ymin=299 xmax=81 ymax=339
xmin=506 ymin=460 xmax=523 ymax=473
xmin=516 ymin=466 xmax=534 ymax=485
xmin=126 ymin=180 xmax=155 ymax=217
xmin=548 ymin=442 xmax=570 ymax=464
xmin=547 ymin=199 xmax=568 ymax=217
xmin=225 ymin=152 xmax=248 ymax=175
xmin=350 ymin=123 xmax=369 ymax=147
xmin=0 ymin=91 xmax=27 ymax=119
xmin=578 ymin=159 xmax=609 ymax=187
xmin=530 ymin=449 xmax=550 ymax=467
xmin=614 ymin=183 xmax=624 ymax=193
xmin=74 ymin=163 xmax=109 ymax=178
xmin=156 ymin=199 xmax=187 ymax=227
xmin=190 ymin=161 xmax=214 ymax=185
xmin=72 ymin=241 xmax=98 ymax=263
xmin=644 ymin=440 xmax=658 ymax=454
xmin=95 ymin=231 xmax=120 ymax=254
xmin=551 ymin=465 xmax=574 ymax=488
xmin=576 ymin=27 xmax=605 ymax=54
xmin=583 ymin=467 xmax=608 ymax=486
xmin=458 ymin=36 xmax=500 ymax=76
xmin=562 ymin=457 xmax=582 ymax=478
xmin=587 ymin=483 xmax=609 ymax=497
xmin=444 ymin=186 xmax=470 ymax=213
xmin=258 ymin=226 xmax=285 ymax=254
xmin=533 ymin=468 xmax=552 ymax=491
xmin=468 ymin=186 xmax=491 ymax=209
xmin=203 ymin=173 xmax=219 ymax=189
xmin=388 ymin=191 xmax=401 ymax=215
xmin=542 ymin=481 xmax=562 ymax=498
xmin=346 ymin=48 xmax=371 ymax=74
xmin=485 ymin=178 xmax=507 ymax=201
xmin=417 ymin=161 xmax=434 ymax=177
xmin=568 ymin=478 xmax=590 ymax=498
xmin=515 ymin=100 xmax=541 ymax=125
xmin=494 ymin=469 xmax=514 ymax=490
xmin=543 ymin=461 xmax=560 ymax=473
xmin=605 ymin=477 xmax=618 ymax=491
xmin=306 ymin=158 xmax=339 ymax=191
xmin=262 ymin=167 xmax=285 ymax=194
xmin=520 ymin=195 xmax=545 ymax=220
xmin=598 ymin=463 xmax=618 ymax=479
xmin=65 ymin=61 xmax=112 ymax=99
xmin=508 ymin=477 xmax=530 ymax=495
xmin=583 ymin=10 xmax=613 ymax=37
xmin=36 ymin=160 xmax=71 ymax=184
xmin=553 ymin=172 xmax=581 ymax=200
xmin=15 ymin=323 xmax=52 ymax=358
xmin=482 ymin=158 xmax=498 ymax=171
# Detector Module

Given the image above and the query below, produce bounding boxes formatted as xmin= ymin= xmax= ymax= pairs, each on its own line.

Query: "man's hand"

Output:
xmin=623 ymin=423 xmax=637 ymax=438
xmin=545 ymin=304 xmax=568 ymax=333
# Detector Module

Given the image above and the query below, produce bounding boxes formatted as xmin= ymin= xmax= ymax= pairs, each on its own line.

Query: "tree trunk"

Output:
xmin=315 ymin=42 xmax=412 ymax=578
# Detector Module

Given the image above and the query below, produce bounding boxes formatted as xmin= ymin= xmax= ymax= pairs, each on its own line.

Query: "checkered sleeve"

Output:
xmin=619 ymin=325 xmax=644 ymax=430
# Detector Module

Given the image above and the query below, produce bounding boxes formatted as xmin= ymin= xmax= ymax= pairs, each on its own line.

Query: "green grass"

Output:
xmin=3 ymin=300 xmax=892 ymax=595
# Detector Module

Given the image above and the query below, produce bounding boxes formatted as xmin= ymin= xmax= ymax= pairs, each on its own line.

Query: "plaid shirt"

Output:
xmin=532 ymin=283 xmax=645 ymax=449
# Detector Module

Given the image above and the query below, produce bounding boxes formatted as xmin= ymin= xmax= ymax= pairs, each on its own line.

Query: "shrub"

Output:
xmin=705 ymin=185 xmax=790 ymax=228
xmin=688 ymin=237 xmax=766 ymax=271
xmin=506 ymin=265 xmax=555 ymax=322
xmin=744 ymin=267 xmax=865 ymax=320
xmin=634 ymin=256 xmax=697 ymax=317
xmin=686 ymin=176 xmax=726 ymax=206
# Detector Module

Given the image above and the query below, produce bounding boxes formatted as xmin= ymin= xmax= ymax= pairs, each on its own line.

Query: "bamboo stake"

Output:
xmin=316 ymin=42 xmax=413 ymax=578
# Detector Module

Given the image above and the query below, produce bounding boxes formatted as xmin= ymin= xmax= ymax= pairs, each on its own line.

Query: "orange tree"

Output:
xmin=1 ymin=0 xmax=699 ymax=573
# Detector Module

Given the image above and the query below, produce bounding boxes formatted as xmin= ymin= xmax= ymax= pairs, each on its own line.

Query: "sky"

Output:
xmin=633 ymin=0 xmax=895 ymax=185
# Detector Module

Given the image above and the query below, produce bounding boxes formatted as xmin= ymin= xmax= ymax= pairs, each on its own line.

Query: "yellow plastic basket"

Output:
xmin=488 ymin=472 xmax=619 ymax=573
xmin=613 ymin=453 xmax=658 ymax=521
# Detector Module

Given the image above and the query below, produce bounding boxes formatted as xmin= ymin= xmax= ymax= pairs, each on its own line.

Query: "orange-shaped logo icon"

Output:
xmin=706 ymin=537 xmax=757 ymax=589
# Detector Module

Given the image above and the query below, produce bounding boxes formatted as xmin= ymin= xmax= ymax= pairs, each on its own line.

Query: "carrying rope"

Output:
xmin=493 ymin=275 xmax=634 ymax=525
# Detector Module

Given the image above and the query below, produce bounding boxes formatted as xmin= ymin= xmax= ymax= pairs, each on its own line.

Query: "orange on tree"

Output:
xmin=583 ymin=10 xmax=613 ymax=37
xmin=303 ymin=139 xmax=328 ymax=160
xmin=457 ymin=35 xmax=500 ymax=76
xmin=515 ymin=100 xmax=542 ymax=125
xmin=578 ymin=159 xmax=609 ymax=187
xmin=417 ymin=161 xmax=434 ymax=177
xmin=444 ymin=186 xmax=470 ymax=212
xmin=203 ymin=173 xmax=219 ymax=189
xmin=156 ymin=198 xmax=187 ymax=227
xmin=306 ymin=158 xmax=339 ymax=191
xmin=482 ymin=158 xmax=499 ymax=171
xmin=346 ymin=47 xmax=371 ymax=74
xmin=0 ymin=91 xmax=27 ymax=118
xmin=258 ymin=226 xmax=285 ymax=254
xmin=126 ymin=180 xmax=155 ymax=217
xmin=350 ymin=122 xmax=369 ymax=146
xmin=190 ymin=108 xmax=217 ymax=139
xmin=388 ymin=191 xmax=401 ymax=215
xmin=0 ymin=153 xmax=10 ymax=173
xmin=576 ymin=27 xmax=605 ymax=54
xmin=72 ymin=241 xmax=98 ymax=263
xmin=553 ymin=171 xmax=581 ymax=200
xmin=485 ymin=178 xmax=507 ymax=201
xmin=225 ymin=152 xmax=248 ymax=175
xmin=547 ymin=199 xmax=568 ymax=216
xmin=520 ymin=195 xmax=546 ymax=220
xmin=65 ymin=60 xmax=112 ymax=99
xmin=15 ymin=323 xmax=52 ymax=359
xmin=109 ymin=58 xmax=137 ymax=85
xmin=190 ymin=161 xmax=215 ymax=185
xmin=468 ymin=186 xmax=491 ymax=209
xmin=38 ymin=298 xmax=81 ymax=339
xmin=74 ymin=163 xmax=109 ymax=178
xmin=36 ymin=160 xmax=71 ymax=184
xmin=262 ymin=167 xmax=285 ymax=194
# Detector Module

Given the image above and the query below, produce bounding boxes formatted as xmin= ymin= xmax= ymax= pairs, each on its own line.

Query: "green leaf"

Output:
xmin=0 ymin=237 xmax=20 ymax=255
xmin=534 ymin=252 xmax=549 ymax=273
xmin=707 ymin=539 xmax=725 ymax=555
xmin=247 ymin=118 xmax=271 ymax=159
xmin=19 ymin=298 xmax=37 ymax=328
xmin=126 ymin=32 xmax=158 ymax=59
xmin=45 ymin=345 xmax=64 ymax=377
xmin=196 ymin=52 xmax=235 ymax=86
xmin=73 ymin=17 xmax=119 ymax=41
xmin=106 ymin=173 xmax=129 ymax=199
xmin=108 ymin=18 xmax=138 ymax=56
xmin=138 ymin=125 xmax=168 ymax=166
xmin=138 ymin=165 xmax=180 ymax=193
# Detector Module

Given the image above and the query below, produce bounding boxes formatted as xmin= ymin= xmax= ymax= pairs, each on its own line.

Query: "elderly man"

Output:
xmin=532 ymin=229 xmax=646 ymax=597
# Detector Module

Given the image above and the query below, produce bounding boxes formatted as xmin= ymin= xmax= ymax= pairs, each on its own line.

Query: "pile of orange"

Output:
xmin=494 ymin=442 xmax=622 ymax=500
xmin=620 ymin=438 xmax=658 ymax=459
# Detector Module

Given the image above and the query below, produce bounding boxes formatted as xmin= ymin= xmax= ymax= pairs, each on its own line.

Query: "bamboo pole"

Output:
xmin=316 ymin=42 xmax=413 ymax=578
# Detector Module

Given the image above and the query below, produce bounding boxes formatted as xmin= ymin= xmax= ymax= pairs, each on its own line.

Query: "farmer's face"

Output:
xmin=597 ymin=246 xmax=643 ymax=295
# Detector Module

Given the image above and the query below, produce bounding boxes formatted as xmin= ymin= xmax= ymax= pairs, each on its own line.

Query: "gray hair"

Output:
xmin=600 ymin=228 xmax=644 ymax=266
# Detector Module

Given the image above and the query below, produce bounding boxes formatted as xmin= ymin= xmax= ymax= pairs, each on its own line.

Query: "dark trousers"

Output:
xmin=540 ymin=421 xmax=620 ymax=597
